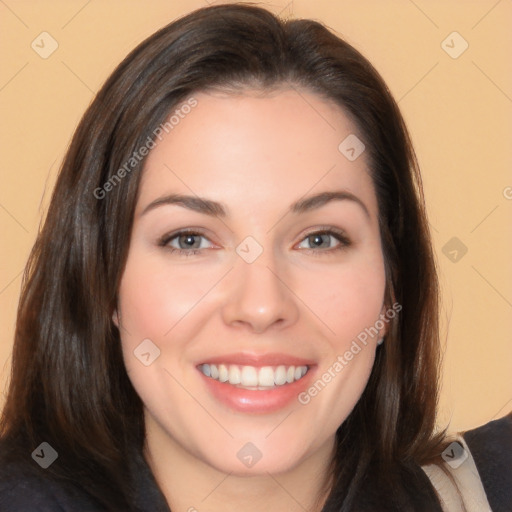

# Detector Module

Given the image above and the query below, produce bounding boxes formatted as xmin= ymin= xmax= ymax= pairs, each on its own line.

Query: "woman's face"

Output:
xmin=115 ymin=87 xmax=387 ymax=475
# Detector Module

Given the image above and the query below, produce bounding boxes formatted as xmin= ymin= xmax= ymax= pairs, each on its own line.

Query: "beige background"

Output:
xmin=0 ymin=0 xmax=510 ymax=434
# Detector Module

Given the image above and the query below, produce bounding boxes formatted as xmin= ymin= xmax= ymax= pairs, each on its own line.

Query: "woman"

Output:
xmin=0 ymin=3 xmax=509 ymax=511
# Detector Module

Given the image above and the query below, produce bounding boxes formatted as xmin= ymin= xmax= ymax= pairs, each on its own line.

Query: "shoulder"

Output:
xmin=0 ymin=442 xmax=171 ymax=512
xmin=0 ymin=455 xmax=102 ymax=512
xmin=421 ymin=414 xmax=512 ymax=512
xmin=462 ymin=413 xmax=512 ymax=512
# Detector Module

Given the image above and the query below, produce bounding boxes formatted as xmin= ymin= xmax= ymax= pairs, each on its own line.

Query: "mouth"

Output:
xmin=198 ymin=363 xmax=309 ymax=390
xmin=196 ymin=353 xmax=316 ymax=413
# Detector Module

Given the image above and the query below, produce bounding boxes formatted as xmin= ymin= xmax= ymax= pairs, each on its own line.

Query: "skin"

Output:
xmin=114 ymin=87 xmax=388 ymax=512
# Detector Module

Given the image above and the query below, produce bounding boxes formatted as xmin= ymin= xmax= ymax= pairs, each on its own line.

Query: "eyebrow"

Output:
xmin=140 ymin=190 xmax=370 ymax=219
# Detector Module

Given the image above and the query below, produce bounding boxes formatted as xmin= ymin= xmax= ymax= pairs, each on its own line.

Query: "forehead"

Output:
xmin=136 ymin=88 xmax=377 ymax=220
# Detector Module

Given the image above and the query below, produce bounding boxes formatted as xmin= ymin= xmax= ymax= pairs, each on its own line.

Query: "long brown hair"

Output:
xmin=0 ymin=3 xmax=449 ymax=510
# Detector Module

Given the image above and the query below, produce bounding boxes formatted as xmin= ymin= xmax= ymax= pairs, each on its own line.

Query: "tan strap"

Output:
xmin=421 ymin=435 xmax=492 ymax=512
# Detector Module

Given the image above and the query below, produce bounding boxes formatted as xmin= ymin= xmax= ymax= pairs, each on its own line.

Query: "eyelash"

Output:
xmin=158 ymin=227 xmax=352 ymax=258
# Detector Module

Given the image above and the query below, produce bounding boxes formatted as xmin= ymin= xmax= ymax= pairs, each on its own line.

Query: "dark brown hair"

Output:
xmin=0 ymin=3 xmax=450 ymax=510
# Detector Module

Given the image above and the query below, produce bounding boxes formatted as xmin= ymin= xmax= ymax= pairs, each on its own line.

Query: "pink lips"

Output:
xmin=196 ymin=352 xmax=317 ymax=413
xmin=198 ymin=352 xmax=315 ymax=367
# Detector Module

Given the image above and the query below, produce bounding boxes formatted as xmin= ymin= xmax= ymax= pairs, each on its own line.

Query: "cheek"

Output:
xmin=116 ymin=251 xmax=219 ymax=342
xmin=115 ymin=249 xmax=226 ymax=401
xmin=296 ymin=263 xmax=384 ymax=426
xmin=116 ymin=251 xmax=206 ymax=407
xmin=299 ymin=257 xmax=386 ymax=345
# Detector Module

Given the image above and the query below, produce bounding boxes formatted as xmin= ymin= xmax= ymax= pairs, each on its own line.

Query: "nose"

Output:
xmin=220 ymin=248 xmax=299 ymax=334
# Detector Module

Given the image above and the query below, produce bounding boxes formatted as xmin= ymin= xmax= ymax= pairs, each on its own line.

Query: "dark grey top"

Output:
xmin=1 ymin=414 xmax=510 ymax=511
xmin=0 ymin=444 xmax=171 ymax=512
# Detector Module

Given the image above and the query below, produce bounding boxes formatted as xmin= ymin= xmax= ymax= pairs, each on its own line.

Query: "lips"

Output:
xmin=198 ymin=352 xmax=315 ymax=367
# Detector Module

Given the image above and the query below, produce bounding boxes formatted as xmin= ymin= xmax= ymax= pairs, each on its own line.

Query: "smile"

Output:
xmin=199 ymin=363 xmax=309 ymax=389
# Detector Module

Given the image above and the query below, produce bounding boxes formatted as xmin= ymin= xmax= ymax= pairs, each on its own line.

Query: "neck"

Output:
xmin=143 ymin=416 xmax=334 ymax=512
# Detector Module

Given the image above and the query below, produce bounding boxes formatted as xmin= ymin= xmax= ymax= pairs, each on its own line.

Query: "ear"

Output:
xmin=378 ymin=304 xmax=390 ymax=339
xmin=112 ymin=308 xmax=119 ymax=328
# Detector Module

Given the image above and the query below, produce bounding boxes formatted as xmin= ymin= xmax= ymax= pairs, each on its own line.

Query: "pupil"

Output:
xmin=181 ymin=235 xmax=197 ymax=248
xmin=311 ymin=234 xmax=325 ymax=247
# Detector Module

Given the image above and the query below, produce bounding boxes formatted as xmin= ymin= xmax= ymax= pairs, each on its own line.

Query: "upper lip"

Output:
xmin=198 ymin=352 xmax=316 ymax=367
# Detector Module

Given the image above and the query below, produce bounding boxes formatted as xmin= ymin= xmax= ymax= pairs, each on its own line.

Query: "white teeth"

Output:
xmin=274 ymin=365 xmax=287 ymax=385
xmin=218 ymin=364 xmax=229 ymax=383
xmin=228 ymin=365 xmax=241 ymax=385
xmin=240 ymin=366 xmax=258 ymax=386
xmin=258 ymin=366 xmax=275 ymax=387
xmin=200 ymin=363 xmax=309 ymax=388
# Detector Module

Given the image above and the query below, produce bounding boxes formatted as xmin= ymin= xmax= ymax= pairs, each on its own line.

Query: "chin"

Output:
xmin=196 ymin=435 xmax=313 ymax=477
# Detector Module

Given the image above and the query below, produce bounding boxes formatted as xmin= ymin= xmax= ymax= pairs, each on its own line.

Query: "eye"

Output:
xmin=158 ymin=229 xmax=214 ymax=257
xmin=158 ymin=227 xmax=352 ymax=257
xmin=296 ymin=228 xmax=351 ymax=254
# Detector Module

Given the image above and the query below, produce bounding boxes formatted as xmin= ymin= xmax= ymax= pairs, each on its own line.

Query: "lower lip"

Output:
xmin=197 ymin=367 xmax=316 ymax=413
